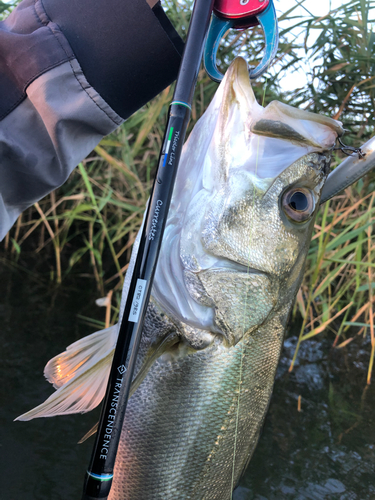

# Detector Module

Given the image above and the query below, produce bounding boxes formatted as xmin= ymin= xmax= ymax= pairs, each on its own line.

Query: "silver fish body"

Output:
xmin=108 ymin=59 xmax=341 ymax=499
xmin=112 ymin=303 xmax=288 ymax=499
xmin=109 ymin=152 xmax=330 ymax=500
xmin=17 ymin=58 xmax=343 ymax=500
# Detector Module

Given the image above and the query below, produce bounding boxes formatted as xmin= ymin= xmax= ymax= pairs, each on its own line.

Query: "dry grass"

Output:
xmin=1 ymin=0 xmax=375 ymax=381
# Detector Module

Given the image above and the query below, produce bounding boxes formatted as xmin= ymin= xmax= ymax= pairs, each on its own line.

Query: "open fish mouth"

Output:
xmin=152 ymin=58 xmax=343 ymax=342
xmin=149 ymin=54 xmax=345 ymax=347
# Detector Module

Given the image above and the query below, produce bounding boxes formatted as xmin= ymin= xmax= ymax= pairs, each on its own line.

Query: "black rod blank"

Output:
xmin=82 ymin=1 xmax=215 ymax=498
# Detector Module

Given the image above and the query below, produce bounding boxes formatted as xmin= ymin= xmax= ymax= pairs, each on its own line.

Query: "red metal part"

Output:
xmin=213 ymin=0 xmax=270 ymax=20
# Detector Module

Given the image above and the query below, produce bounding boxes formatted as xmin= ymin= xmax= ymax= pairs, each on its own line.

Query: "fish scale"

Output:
xmin=109 ymin=311 xmax=284 ymax=500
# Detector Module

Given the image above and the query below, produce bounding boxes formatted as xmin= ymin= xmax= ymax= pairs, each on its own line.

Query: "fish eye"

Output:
xmin=281 ymin=187 xmax=315 ymax=222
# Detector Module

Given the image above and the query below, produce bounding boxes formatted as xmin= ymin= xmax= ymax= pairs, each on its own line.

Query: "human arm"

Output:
xmin=0 ymin=0 xmax=184 ymax=240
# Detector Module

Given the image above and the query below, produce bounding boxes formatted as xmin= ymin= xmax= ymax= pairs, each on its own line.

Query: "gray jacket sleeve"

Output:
xmin=0 ymin=0 xmax=184 ymax=240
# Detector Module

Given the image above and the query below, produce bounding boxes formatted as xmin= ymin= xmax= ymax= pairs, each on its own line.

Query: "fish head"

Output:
xmin=153 ymin=58 xmax=343 ymax=346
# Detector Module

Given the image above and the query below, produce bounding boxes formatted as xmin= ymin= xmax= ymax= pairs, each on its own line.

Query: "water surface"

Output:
xmin=0 ymin=262 xmax=374 ymax=499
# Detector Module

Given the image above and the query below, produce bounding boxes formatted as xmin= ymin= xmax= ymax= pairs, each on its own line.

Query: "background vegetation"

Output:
xmin=1 ymin=0 xmax=375 ymax=382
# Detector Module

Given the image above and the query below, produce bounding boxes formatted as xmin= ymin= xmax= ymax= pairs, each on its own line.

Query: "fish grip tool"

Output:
xmin=204 ymin=0 xmax=279 ymax=82
xmin=81 ymin=0 xmax=215 ymax=498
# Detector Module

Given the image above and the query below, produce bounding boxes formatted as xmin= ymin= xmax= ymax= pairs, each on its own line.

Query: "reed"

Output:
xmin=1 ymin=0 xmax=375 ymax=381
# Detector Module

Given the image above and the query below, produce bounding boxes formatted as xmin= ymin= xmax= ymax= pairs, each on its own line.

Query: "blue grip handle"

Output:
xmin=250 ymin=1 xmax=279 ymax=79
xmin=204 ymin=1 xmax=279 ymax=82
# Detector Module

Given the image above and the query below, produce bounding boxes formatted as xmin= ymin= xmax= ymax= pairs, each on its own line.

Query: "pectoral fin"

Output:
xmin=16 ymin=345 xmax=114 ymax=420
xmin=16 ymin=319 xmax=179 ymax=421
xmin=16 ymin=325 xmax=118 ymax=420
xmin=44 ymin=325 xmax=118 ymax=389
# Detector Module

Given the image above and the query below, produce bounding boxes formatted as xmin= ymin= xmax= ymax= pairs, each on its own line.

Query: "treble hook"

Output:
xmin=334 ymin=137 xmax=366 ymax=159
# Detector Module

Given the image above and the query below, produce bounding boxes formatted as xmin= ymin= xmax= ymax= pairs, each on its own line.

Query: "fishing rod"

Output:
xmin=82 ymin=1 xmax=280 ymax=498
xmin=81 ymin=0 xmax=215 ymax=498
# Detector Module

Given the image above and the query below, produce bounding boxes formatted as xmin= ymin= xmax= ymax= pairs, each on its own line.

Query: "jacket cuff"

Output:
xmin=42 ymin=0 xmax=184 ymax=119
xmin=0 ymin=0 xmax=184 ymax=240
xmin=0 ymin=0 xmax=184 ymax=122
